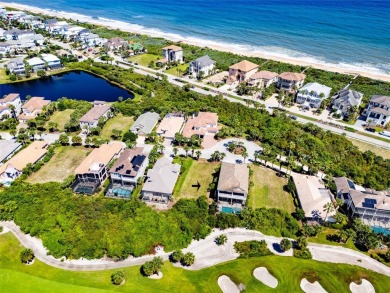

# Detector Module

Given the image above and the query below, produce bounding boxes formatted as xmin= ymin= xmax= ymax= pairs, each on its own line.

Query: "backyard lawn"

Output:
xmin=27 ymin=146 xmax=90 ymax=183
xmin=0 ymin=68 xmax=9 ymax=84
xmin=165 ymin=63 xmax=189 ymax=76
xmin=45 ymin=109 xmax=75 ymax=132
xmin=0 ymin=232 xmax=389 ymax=293
xmin=248 ymin=165 xmax=296 ymax=213
xmin=100 ymin=114 xmax=134 ymax=140
xmin=348 ymin=138 xmax=390 ymax=160
xmin=128 ymin=53 xmax=160 ymax=67
xmin=173 ymin=158 xmax=219 ymax=200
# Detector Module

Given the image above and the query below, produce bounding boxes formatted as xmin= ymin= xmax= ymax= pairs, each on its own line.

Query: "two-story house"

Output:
xmin=7 ymin=58 xmax=25 ymax=75
xmin=182 ymin=112 xmax=220 ymax=138
xmin=104 ymin=37 xmax=128 ymax=51
xmin=248 ymin=70 xmax=278 ymax=88
xmin=27 ymin=57 xmax=45 ymax=72
xmin=331 ymin=89 xmax=363 ymax=117
xmin=227 ymin=60 xmax=258 ymax=85
xmin=296 ymin=82 xmax=332 ymax=108
xmin=0 ymin=93 xmax=22 ymax=120
xmin=79 ymin=101 xmax=112 ymax=131
xmin=277 ymin=72 xmax=306 ymax=91
xmin=130 ymin=111 xmax=160 ymax=136
xmin=3 ymin=28 xmax=35 ymax=40
xmin=362 ymin=95 xmax=390 ymax=127
xmin=106 ymin=147 xmax=148 ymax=198
xmin=18 ymin=97 xmax=51 ymax=122
xmin=188 ymin=55 xmax=215 ymax=78
xmin=161 ymin=45 xmax=183 ymax=63
xmin=216 ymin=162 xmax=249 ymax=214
xmin=41 ymin=53 xmax=62 ymax=69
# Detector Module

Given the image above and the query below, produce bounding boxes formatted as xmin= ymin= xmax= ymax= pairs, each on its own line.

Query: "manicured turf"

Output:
xmin=173 ymin=158 xmax=219 ymax=199
xmin=348 ymin=138 xmax=390 ymax=159
xmin=308 ymin=227 xmax=359 ymax=251
xmin=100 ymin=114 xmax=134 ymax=140
xmin=128 ymin=54 xmax=160 ymax=67
xmin=165 ymin=64 xmax=189 ymax=76
xmin=248 ymin=165 xmax=295 ymax=213
xmin=0 ymin=68 xmax=9 ymax=84
xmin=0 ymin=232 xmax=389 ymax=292
xmin=45 ymin=109 xmax=75 ymax=132
xmin=27 ymin=146 xmax=90 ymax=183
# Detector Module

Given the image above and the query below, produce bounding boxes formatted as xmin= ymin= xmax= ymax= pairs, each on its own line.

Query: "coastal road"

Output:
xmin=1 ymin=221 xmax=389 ymax=277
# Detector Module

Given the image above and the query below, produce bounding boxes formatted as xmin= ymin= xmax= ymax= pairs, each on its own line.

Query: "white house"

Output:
xmin=44 ymin=19 xmax=58 ymax=31
xmin=41 ymin=54 xmax=61 ymax=69
xmin=0 ymin=43 xmax=11 ymax=55
xmin=63 ymin=26 xmax=85 ymax=40
xmin=277 ymin=72 xmax=306 ymax=91
xmin=248 ymin=70 xmax=278 ymax=88
xmin=7 ymin=58 xmax=25 ymax=75
xmin=6 ymin=34 xmax=44 ymax=53
xmin=189 ymin=55 xmax=215 ymax=78
xmin=76 ymin=32 xmax=106 ymax=48
xmin=332 ymin=89 xmax=363 ymax=117
xmin=296 ymin=82 xmax=332 ymax=108
xmin=3 ymin=29 xmax=35 ymax=40
xmin=0 ymin=93 xmax=22 ymax=119
xmin=161 ymin=45 xmax=183 ymax=63
xmin=362 ymin=95 xmax=390 ymax=127
xmin=27 ymin=57 xmax=45 ymax=72
xmin=48 ymin=21 xmax=69 ymax=35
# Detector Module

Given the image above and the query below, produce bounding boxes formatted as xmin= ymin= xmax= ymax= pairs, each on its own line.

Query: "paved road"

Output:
xmin=2 ymin=222 xmax=389 ymax=277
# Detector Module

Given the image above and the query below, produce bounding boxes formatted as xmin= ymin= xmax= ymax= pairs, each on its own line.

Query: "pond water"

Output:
xmin=0 ymin=71 xmax=133 ymax=102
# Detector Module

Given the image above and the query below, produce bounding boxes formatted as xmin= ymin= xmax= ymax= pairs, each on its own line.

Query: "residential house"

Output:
xmin=7 ymin=58 xmax=25 ymax=75
xmin=73 ymin=142 xmax=124 ymax=194
xmin=0 ymin=141 xmax=48 ymax=184
xmin=44 ymin=19 xmax=58 ymax=31
xmin=79 ymin=102 xmax=112 ymax=130
xmin=141 ymin=157 xmax=180 ymax=204
xmin=106 ymin=147 xmax=148 ymax=198
xmin=27 ymin=57 xmax=45 ymax=72
xmin=76 ymin=31 xmax=106 ymax=48
xmin=296 ymin=82 xmax=332 ymax=108
xmin=18 ymin=97 xmax=51 ymax=122
xmin=3 ymin=29 xmax=35 ymax=40
xmin=0 ymin=140 xmax=22 ymax=163
xmin=104 ymin=37 xmax=128 ymax=51
xmin=130 ymin=111 xmax=160 ymax=136
xmin=334 ymin=177 xmax=390 ymax=228
xmin=291 ymin=173 xmax=336 ymax=221
xmin=216 ymin=162 xmax=249 ymax=213
xmin=6 ymin=34 xmax=44 ymax=53
xmin=331 ymin=89 xmax=363 ymax=117
xmin=182 ymin=112 xmax=219 ymax=138
xmin=19 ymin=15 xmax=42 ymax=29
xmin=156 ymin=113 xmax=185 ymax=140
xmin=248 ymin=70 xmax=278 ymax=88
xmin=0 ymin=93 xmax=22 ymax=119
xmin=277 ymin=72 xmax=306 ymax=91
xmin=63 ymin=26 xmax=85 ymax=40
xmin=188 ymin=55 xmax=215 ymax=78
xmin=0 ymin=43 xmax=11 ymax=55
xmin=227 ymin=60 xmax=258 ymax=84
xmin=47 ymin=21 xmax=69 ymax=35
xmin=41 ymin=53 xmax=61 ymax=69
xmin=362 ymin=95 xmax=390 ymax=127
xmin=161 ymin=45 xmax=183 ymax=63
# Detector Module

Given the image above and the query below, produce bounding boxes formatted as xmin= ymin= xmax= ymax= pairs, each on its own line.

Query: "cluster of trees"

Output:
xmin=141 ymin=256 xmax=163 ymax=276
xmin=234 ymin=240 xmax=272 ymax=258
xmin=293 ymin=236 xmax=312 ymax=259
xmin=170 ymin=250 xmax=195 ymax=266
xmin=57 ymin=98 xmax=93 ymax=132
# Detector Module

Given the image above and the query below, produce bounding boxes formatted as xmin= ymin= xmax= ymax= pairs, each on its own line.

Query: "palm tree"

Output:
xmin=184 ymin=145 xmax=190 ymax=156
xmin=242 ymin=149 xmax=248 ymax=163
xmin=173 ymin=147 xmax=178 ymax=157
xmin=323 ymin=202 xmax=335 ymax=221
xmin=182 ymin=252 xmax=195 ymax=266
xmin=195 ymin=150 xmax=202 ymax=160
xmin=253 ymin=151 xmax=260 ymax=163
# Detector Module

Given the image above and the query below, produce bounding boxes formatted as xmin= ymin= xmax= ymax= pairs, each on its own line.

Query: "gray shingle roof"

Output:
xmin=0 ymin=140 xmax=22 ymax=163
xmin=217 ymin=162 xmax=249 ymax=194
xmin=130 ymin=112 xmax=160 ymax=135
xmin=192 ymin=55 xmax=215 ymax=67
xmin=370 ymin=95 xmax=390 ymax=107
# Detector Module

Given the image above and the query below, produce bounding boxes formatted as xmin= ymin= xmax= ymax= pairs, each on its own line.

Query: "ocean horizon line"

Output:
xmin=3 ymin=1 xmax=390 ymax=81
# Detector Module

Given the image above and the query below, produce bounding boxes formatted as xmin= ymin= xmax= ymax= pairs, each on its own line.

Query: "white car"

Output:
xmin=379 ymin=131 xmax=390 ymax=138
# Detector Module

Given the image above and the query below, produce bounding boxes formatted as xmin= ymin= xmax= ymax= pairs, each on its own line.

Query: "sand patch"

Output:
xmin=349 ymin=279 xmax=375 ymax=293
xmin=253 ymin=267 xmax=278 ymax=288
xmin=218 ymin=275 xmax=240 ymax=293
xmin=148 ymin=272 xmax=163 ymax=279
xmin=300 ymin=278 xmax=327 ymax=293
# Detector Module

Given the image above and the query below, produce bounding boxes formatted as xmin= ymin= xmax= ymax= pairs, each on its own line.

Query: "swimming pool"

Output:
xmin=221 ymin=206 xmax=241 ymax=214
xmin=112 ymin=187 xmax=132 ymax=198
xmin=371 ymin=226 xmax=390 ymax=236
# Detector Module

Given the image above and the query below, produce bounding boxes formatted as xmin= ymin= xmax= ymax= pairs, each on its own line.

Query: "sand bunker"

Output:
xmin=300 ymin=278 xmax=327 ymax=293
xmin=218 ymin=275 xmax=240 ymax=293
xmin=253 ymin=267 xmax=278 ymax=288
xmin=349 ymin=279 xmax=375 ymax=293
xmin=148 ymin=272 xmax=163 ymax=279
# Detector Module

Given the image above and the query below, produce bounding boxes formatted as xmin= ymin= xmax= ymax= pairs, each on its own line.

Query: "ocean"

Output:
xmin=9 ymin=0 xmax=390 ymax=75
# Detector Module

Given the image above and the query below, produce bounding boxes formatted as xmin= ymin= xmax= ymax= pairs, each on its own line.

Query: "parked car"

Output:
xmin=379 ymin=131 xmax=390 ymax=137
xmin=288 ymin=115 xmax=298 ymax=120
xmin=365 ymin=127 xmax=375 ymax=133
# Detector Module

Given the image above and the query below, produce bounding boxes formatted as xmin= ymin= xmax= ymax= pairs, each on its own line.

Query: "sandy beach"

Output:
xmin=2 ymin=1 xmax=390 ymax=82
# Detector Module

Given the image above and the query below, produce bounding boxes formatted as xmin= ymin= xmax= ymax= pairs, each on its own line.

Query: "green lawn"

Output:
xmin=46 ymin=109 xmax=75 ymax=132
xmin=173 ymin=158 xmax=219 ymax=199
xmin=248 ymin=165 xmax=296 ymax=213
xmin=27 ymin=146 xmax=90 ymax=183
xmin=0 ymin=232 xmax=389 ymax=292
xmin=128 ymin=53 xmax=160 ymax=67
xmin=349 ymin=138 xmax=390 ymax=159
xmin=100 ymin=114 xmax=134 ymax=140
xmin=308 ymin=227 xmax=359 ymax=251
xmin=0 ymin=68 xmax=9 ymax=84
xmin=165 ymin=64 xmax=189 ymax=76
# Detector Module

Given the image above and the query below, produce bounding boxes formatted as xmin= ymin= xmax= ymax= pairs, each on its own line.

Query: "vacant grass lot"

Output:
xmin=0 ymin=68 xmax=9 ymax=84
xmin=173 ymin=158 xmax=219 ymax=199
xmin=249 ymin=165 xmax=295 ymax=213
xmin=45 ymin=109 xmax=75 ymax=132
xmin=100 ymin=114 xmax=134 ymax=140
xmin=348 ymin=138 xmax=390 ymax=160
xmin=128 ymin=53 xmax=160 ymax=67
xmin=0 ymin=232 xmax=389 ymax=292
xmin=165 ymin=64 xmax=189 ymax=76
xmin=27 ymin=146 xmax=90 ymax=183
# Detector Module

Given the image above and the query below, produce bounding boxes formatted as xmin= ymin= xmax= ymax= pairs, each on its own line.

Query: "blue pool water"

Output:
xmin=221 ymin=206 xmax=241 ymax=214
xmin=111 ymin=187 xmax=132 ymax=198
xmin=12 ymin=0 xmax=390 ymax=75
xmin=372 ymin=226 xmax=390 ymax=236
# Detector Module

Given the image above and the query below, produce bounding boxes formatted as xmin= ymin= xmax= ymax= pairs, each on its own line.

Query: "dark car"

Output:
xmin=288 ymin=115 xmax=298 ymax=120
xmin=365 ymin=127 xmax=375 ymax=133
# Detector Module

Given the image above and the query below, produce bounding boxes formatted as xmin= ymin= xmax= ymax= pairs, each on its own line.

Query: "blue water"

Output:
xmin=372 ymin=226 xmax=390 ymax=236
xmin=10 ymin=0 xmax=390 ymax=75
xmin=0 ymin=71 xmax=133 ymax=102
xmin=221 ymin=206 xmax=241 ymax=214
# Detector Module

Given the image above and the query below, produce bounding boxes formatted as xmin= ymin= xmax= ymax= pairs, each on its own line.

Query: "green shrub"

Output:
xmin=234 ymin=240 xmax=272 ymax=258
xmin=293 ymin=248 xmax=312 ymax=259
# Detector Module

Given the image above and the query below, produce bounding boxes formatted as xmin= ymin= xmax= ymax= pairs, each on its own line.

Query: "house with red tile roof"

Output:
xmin=227 ymin=60 xmax=258 ymax=85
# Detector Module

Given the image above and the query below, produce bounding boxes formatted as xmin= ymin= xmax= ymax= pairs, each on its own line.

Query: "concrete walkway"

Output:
xmin=1 ymin=222 xmax=389 ymax=277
